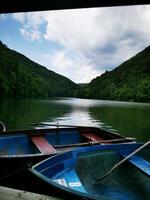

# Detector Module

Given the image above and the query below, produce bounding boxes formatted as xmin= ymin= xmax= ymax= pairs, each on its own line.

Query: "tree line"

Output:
xmin=0 ymin=41 xmax=150 ymax=102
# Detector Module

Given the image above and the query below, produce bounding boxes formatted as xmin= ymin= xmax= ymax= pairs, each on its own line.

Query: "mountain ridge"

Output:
xmin=1 ymin=40 xmax=150 ymax=102
xmin=76 ymin=46 xmax=150 ymax=102
xmin=0 ymin=41 xmax=79 ymax=97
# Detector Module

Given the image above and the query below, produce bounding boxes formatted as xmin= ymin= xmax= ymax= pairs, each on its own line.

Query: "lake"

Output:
xmin=0 ymin=98 xmax=150 ymax=141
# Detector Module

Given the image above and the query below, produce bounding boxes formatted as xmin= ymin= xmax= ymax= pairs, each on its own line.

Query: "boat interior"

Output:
xmin=0 ymin=127 xmax=118 ymax=156
xmin=32 ymin=143 xmax=150 ymax=200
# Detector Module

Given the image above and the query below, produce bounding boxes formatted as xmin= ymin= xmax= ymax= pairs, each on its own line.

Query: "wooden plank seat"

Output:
xmin=30 ymin=136 xmax=56 ymax=154
xmin=120 ymin=152 xmax=150 ymax=176
xmin=81 ymin=133 xmax=104 ymax=142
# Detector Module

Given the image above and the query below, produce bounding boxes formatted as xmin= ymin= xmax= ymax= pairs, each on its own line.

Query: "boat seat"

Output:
xmin=30 ymin=136 xmax=56 ymax=154
xmin=81 ymin=133 xmax=104 ymax=142
xmin=120 ymin=152 xmax=150 ymax=176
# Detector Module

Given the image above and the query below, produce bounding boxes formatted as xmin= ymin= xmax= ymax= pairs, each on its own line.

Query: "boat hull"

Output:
xmin=0 ymin=126 xmax=134 ymax=192
xmin=30 ymin=143 xmax=150 ymax=200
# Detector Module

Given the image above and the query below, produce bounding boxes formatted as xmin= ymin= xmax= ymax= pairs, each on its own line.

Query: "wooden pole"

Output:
xmin=54 ymin=137 xmax=135 ymax=148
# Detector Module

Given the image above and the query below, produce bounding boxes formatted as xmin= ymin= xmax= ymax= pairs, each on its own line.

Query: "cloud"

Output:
xmin=42 ymin=6 xmax=150 ymax=56
xmin=74 ymin=64 xmax=102 ymax=83
xmin=12 ymin=12 xmax=44 ymax=27
xmin=44 ymin=50 xmax=100 ymax=83
xmin=50 ymin=50 xmax=73 ymax=70
xmin=43 ymin=9 xmax=102 ymax=52
xmin=11 ymin=5 xmax=150 ymax=82
xmin=12 ymin=13 xmax=26 ymax=23
xmin=12 ymin=12 xmax=45 ymax=41
xmin=0 ymin=14 xmax=7 ymax=20
xmin=20 ymin=28 xmax=41 ymax=41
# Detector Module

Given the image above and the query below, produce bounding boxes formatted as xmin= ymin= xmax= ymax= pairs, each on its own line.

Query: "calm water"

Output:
xmin=0 ymin=98 xmax=150 ymax=141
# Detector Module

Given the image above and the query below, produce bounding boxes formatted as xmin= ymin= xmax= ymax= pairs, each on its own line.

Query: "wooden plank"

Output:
xmin=120 ymin=153 xmax=150 ymax=176
xmin=0 ymin=186 xmax=63 ymax=200
xmin=30 ymin=136 xmax=56 ymax=154
xmin=81 ymin=133 xmax=104 ymax=142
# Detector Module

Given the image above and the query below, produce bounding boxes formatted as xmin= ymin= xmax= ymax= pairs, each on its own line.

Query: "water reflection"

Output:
xmin=42 ymin=109 xmax=100 ymax=128
xmin=0 ymin=98 xmax=71 ymax=130
xmin=89 ymin=105 xmax=150 ymax=140
xmin=0 ymin=98 xmax=150 ymax=141
xmin=50 ymin=98 xmax=150 ymax=140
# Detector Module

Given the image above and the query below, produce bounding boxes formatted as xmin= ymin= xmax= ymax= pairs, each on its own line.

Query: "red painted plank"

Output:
xmin=31 ymin=136 xmax=56 ymax=154
xmin=81 ymin=133 xmax=104 ymax=142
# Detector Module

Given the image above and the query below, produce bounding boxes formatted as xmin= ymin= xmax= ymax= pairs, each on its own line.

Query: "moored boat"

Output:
xmin=30 ymin=142 xmax=150 ymax=200
xmin=0 ymin=125 xmax=134 ymax=192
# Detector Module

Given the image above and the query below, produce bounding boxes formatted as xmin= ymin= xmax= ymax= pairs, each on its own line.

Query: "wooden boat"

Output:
xmin=30 ymin=142 xmax=150 ymax=200
xmin=0 ymin=125 xmax=134 ymax=192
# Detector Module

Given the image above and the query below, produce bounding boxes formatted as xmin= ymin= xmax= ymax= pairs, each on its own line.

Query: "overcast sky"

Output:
xmin=0 ymin=5 xmax=150 ymax=83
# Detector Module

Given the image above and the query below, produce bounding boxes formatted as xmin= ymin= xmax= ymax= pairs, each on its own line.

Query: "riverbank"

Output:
xmin=0 ymin=186 xmax=63 ymax=200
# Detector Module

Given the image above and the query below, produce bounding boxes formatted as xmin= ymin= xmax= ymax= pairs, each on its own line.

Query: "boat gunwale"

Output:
xmin=0 ymin=126 xmax=124 ymax=139
xmin=0 ymin=126 xmax=135 ymax=158
xmin=30 ymin=142 xmax=144 ymax=200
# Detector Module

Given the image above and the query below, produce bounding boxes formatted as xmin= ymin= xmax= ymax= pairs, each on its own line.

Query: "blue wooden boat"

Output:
xmin=30 ymin=142 xmax=150 ymax=200
xmin=0 ymin=125 xmax=134 ymax=192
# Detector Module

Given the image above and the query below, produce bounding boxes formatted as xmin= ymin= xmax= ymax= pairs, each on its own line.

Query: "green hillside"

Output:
xmin=77 ymin=46 xmax=150 ymax=102
xmin=1 ymin=40 xmax=150 ymax=102
xmin=0 ymin=41 xmax=78 ymax=97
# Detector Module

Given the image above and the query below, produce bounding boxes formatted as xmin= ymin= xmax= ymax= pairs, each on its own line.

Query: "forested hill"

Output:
xmin=0 ymin=41 xmax=78 ymax=97
xmin=1 ymin=40 xmax=150 ymax=102
xmin=77 ymin=46 xmax=150 ymax=102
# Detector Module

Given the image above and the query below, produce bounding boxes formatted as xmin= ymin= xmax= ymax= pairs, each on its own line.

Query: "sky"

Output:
xmin=0 ymin=5 xmax=150 ymax=83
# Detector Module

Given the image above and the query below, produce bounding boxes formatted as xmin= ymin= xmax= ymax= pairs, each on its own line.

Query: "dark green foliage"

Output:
xmin=0 ymin=41 xmax=79 ymax=98
xmin=76 ymin=46 xmax=150 ymax=103
xmin=1 ymin=40 xmax=150 ymax=102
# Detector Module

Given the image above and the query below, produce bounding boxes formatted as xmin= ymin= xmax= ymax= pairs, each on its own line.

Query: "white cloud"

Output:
xmin=11 ymin=5 xmax=150 ymax=82
xmin=44 ymin=50 xmax=100 ymax=83
xmin=12 ymin=13 xmax=26 ymax=23
xmin=50 ymin=50 xmax=73 ymax=70
xmin=12 ymin=12 xmax=44 ymax=41
xmin=13 ymin=12 xmax=44 ymax=27
xmin=20 ymin=28 xmax=42 ymax=41
xmin=0 ymin=14 xmax=7 ymax=20
xmin=74 ymin=64 xmax=101 ymax=83
xmin=42 ymin=6 xmax=150 ymax=56
xmin=43 ymin=9 xmax=102 ymax=52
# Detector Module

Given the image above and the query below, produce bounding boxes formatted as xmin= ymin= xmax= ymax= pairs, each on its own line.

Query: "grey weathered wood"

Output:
xmin=0 ymin=186 xmax=63 ymax=200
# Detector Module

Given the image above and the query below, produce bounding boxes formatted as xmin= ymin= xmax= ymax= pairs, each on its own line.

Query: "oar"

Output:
xmin=54 ymin=137 xmax=135 ymax=148
xmin=95 ymin=140 xmax=150 ymax=184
